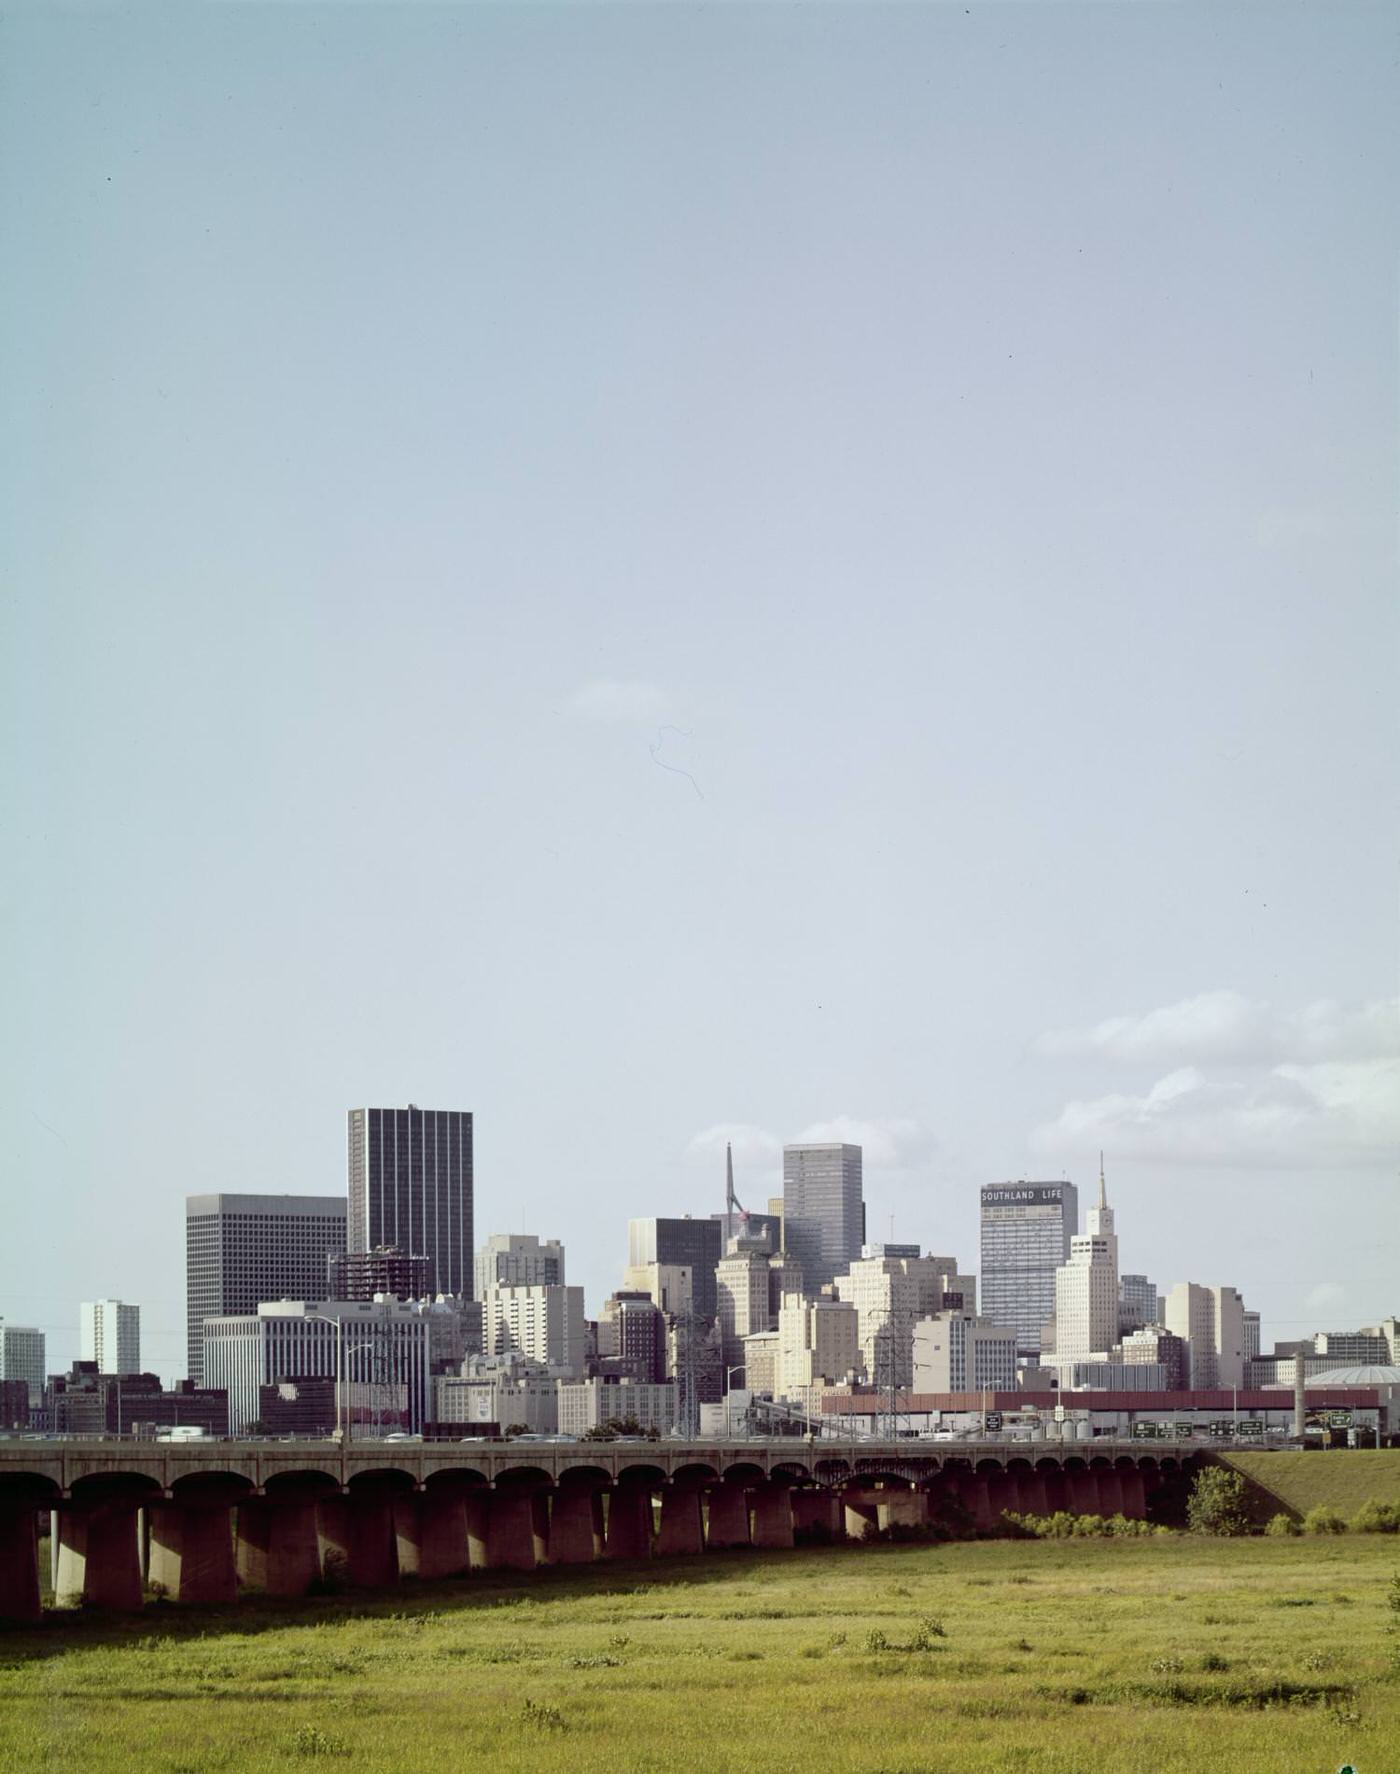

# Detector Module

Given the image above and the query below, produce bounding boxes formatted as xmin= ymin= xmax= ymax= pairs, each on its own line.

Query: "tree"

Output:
xmin=1186 ymin=1467 xmax=1249 ymax=1536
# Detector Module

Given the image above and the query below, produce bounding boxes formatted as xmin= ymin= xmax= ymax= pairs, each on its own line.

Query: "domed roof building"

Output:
xmin=1309 ymin=1364 xmax=1400 ymax=1388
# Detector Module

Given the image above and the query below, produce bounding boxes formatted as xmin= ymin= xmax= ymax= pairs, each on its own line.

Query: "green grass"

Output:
xmin=1221 ymin=1449 xmax=1400 ymax=1519
xmin=1 ymin=1536 xmax=1396 ymax=1773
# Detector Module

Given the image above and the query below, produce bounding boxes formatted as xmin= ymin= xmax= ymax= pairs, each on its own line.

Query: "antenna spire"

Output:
xmin=1097 ymin=1150 xmax=1107 ymax=1210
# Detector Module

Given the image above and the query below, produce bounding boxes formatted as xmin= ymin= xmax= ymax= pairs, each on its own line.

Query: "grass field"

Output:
xmin=1221 ymin=1449 xmax=1400 ymax=1520
xmin=2 ymin=1535 xmax=1397 ymax=1774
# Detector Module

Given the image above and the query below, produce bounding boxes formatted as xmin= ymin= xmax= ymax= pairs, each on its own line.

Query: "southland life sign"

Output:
xmin=981 ymin=1184 xmax=1072 ymax=1207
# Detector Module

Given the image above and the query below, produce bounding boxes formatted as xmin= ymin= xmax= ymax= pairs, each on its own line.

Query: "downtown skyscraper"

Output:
xmin=782 ymin=1142 xmax=864 ymax=1296
xmin=979 ymin=1179 xmax=1079 ymax=1360
xmin=347 ymin=1106 xmax=473 ymax=1298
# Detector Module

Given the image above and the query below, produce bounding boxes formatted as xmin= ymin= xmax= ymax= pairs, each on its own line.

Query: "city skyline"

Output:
xmin=4 ymin=3 xmax=1396 ymax=1380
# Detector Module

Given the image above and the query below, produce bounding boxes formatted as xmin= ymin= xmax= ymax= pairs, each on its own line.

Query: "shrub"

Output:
xmin=1185 ymin=1468 xmax=1249 ymax=1537
xmin=1264 ymin=1512 xmax=1302 ymax=1537
xmin=908 ymin=1617 xmax=946 ymax=1650
xmin=519 ymin=1699 xmax=566 ymax=1731
xmin=1350 ymin=1500 xmax=1400 ymax=1535
xmin=862 ymin=1629 xmax=890 ymax=1653
xmin=291 ymin=1726 xmax=347 ymax=1758
xmin=1149 ymin=1655 xmax=1184 ymax=1674
xmin=1201 ymin=1652 xmax=1230 ymax=1672
xmin=1303 ymin=1505 xmax=1348 ymax=1536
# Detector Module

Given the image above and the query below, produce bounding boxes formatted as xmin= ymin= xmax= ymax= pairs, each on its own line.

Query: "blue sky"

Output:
xmin=3 ymin=3 xmax=1396 ymax=1381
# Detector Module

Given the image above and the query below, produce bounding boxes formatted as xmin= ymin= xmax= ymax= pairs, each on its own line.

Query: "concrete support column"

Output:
xmin=464 ymin=1490 xmax=491 ymax=1570
xmin=1094 ymin=1470 xmax=1125 ymax=1517
xmin=878 ymin=1488 xmax=928 ymax=1533
xmin=1064 ymin=1469 xmax=1099 ymax=1515
xmin=484 ymin=1490 xmax=538 ymax=1571
xmin=393 ymin=1497 xmax=422 ymax=1578
xmin=791 ymin=1489 xmax=841 ymax=1539
xmin=655 ymin=1485 xmax=704 ymax=1557
xmin=147 ymin=1503 xmax=237 ymax=1604
xmin=340 ymin=1493 xmax=398 ymax=1589
xmin=1038 ymin=1469 xmax=1069 ymax=1514
xmin=751 ymin=1485 xmax=794 ymax=1549
xmin=549 ymin=1488 xmax=603 ymax=1564
xmin=416 ymin=1490 xmax=472 ymax=1579
xmin=0 ymin=1504 xmax=41 ymax=1624
xmin=706 ymin=1483 xmax=752 ymax=1549
xmin=316 ymin=1497 xmax=354 ymax=1585
xmin=605 ymin=1485 xmax=654 ymax=1561
xmin=841 ymin=1490 xmax=879 ymax=1542
xmin=54 ymin=1500 xmax=144 ymax=1610
xmin=236 ymin=1496 xmax=321 ymax=1596
xmin=1118 ymin=1467 xmax=1148 ymax=1520
xmin=986 ymin=1471 xmax=1022 ymax=1523
xmin=964 ymin=1476 xmax=997 ymax=1532
xmin=1018 ymin=1473 xmax=1050 ymax=1517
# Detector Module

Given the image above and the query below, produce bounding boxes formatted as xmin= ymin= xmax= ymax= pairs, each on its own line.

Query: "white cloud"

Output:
xmin=686 ymin=1124 xmax=782 ymax=1172
xmin=686 ymin=1116 xmax=933 ymax=1174
xmin=1305 ymin=1282 xmax=1347 ymax=1313
xmin=1031 ymin=1057 xmax=1400 ymax=1169
xmin=1033 ymin=992 xmax=1399 ymax=1067
xmin=567 ymin=679 xmax=669 ymax=724
xmin=796 ymin=1116 xmax=933 ymax=1169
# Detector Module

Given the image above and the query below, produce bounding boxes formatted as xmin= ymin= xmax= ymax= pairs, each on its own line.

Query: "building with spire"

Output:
xmin=1050 ymin=1156 xmax=1119 ymax=1359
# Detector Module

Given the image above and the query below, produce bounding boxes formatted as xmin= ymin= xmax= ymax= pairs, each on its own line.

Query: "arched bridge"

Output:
xmin=0 ymin=1438 xmax=1202 ymax=1622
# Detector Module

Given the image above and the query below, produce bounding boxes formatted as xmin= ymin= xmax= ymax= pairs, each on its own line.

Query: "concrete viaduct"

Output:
xmin=0 ymin=1438 xmax=1201 ymax=1624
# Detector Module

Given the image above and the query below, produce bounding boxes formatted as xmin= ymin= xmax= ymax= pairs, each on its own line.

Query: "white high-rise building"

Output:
xmin=474 ymin=1233 xmax=566 ymax=1302
xmin=832 ymin=1250 xmax=974 ymax=1389
xmin=775 ymin=1297 xmax=862 ymax=1401
xmin=715 ymin=1236 xmax=774 ymax=1377
xmin=80 ymin=1300 xmax=141 ymax=1376
xmin=0 ymin=1321 xmax=46 ymax=1406
xmin=1163 ymin=1282 xmax=1246 ymax=1389
xmin=483 ymin=1283 xmax=586 ymax=1377
xmin=1051 ymin=1160 xmax=1119 ymax=1358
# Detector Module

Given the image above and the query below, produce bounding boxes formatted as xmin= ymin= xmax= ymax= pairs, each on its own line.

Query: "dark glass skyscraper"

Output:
xmin=979 ymin=1180 xmax=1079 ymax=1359
xmin=782 ymin=1143 xmax=864 ymax=1294
xmin=348 ymin=1106 xmax=473 ymax=1299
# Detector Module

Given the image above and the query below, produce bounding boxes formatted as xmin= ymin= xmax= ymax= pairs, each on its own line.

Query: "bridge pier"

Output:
xmin=1064 ymin=1468 xmax=1099 ymax=1515
xmin=751 ymin=1484 xmax=794 ymax=1549
xmin=791 ymin=1488 xmax=841 ymax=1540
xmin=877 ymin=1488 xmax=926 ymax=1533
xmin=706 ymin=1482 xmax=751 ymax=1549
xmin=1017 ymin=1472 xmax=1049 ymax=1517
xmin=147 ymin=1502 xmax=237 ymax=1604
xmin=413 ymin=1489 xmax=473 ymax=1578
xmin=842 ymin=1490 xmax=879 ymax=1541
xmin=0 ymin=1503 xmax=41 ymax=1623
xmin=655 ymin=1484 xmax=704 ymax=1556
xmin=549 ymin=1487 xmax=603 ymax=1563
xmin=484 ymin=1489 xmax=538 ymax=1571
xmin=319 ymin=1492 xmax=398 ymax=1590
xmin=392 ymin=1496 xmax=422 ymax=1577
xmin=1094 ymin=1469 xmax=1125 ymax=1517
xmin=985 ymin=1470 xmax=1021 ymax=1523
xmin=605 ymin=1483 xmax=654 ymax=1561
xmin=236 ymin=1495 xmax=322 ymax=1596
xmin=464 ymin=1489 xmax=491 ymax=1569
xmin=1038 ymin=1469 xmax=1068 ymax=1514
xmin=1117 ymin=1467 xmax=1147 ymax=1519
xmin=54 ymin=1500 xmax=143 ymax=1610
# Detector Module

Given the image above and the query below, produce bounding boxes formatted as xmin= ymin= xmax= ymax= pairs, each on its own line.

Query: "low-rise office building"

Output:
xmin=557 ymin=1377 xmax=677 ymax=1436
xmin=203 ymin=1299 xmax=429 ymax=1434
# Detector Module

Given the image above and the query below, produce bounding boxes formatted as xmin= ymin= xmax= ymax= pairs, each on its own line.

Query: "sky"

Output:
xmin=2 ymin=3 xmax=1396 ymax=1385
